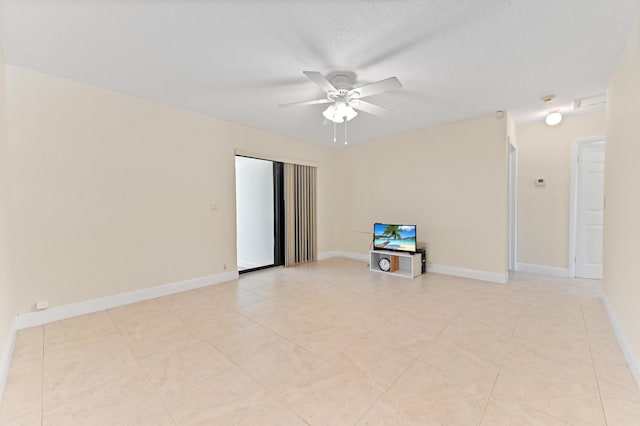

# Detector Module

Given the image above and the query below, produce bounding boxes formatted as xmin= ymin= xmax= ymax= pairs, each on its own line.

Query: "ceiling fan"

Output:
xmin=279 ymin=71 xmax=403 ymax=125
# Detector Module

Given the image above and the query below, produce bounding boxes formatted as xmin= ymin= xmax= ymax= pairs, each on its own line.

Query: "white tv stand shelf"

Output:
xmin=370 ymin=250 xmax=422 ymax=278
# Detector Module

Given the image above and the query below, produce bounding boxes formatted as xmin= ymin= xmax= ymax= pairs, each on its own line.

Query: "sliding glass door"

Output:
xmin=235 ymin=156 xmax=283 ymax=273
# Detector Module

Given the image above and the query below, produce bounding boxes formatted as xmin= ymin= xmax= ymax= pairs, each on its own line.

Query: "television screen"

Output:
xmin=373 ymin=223 xmax=417 ymax=253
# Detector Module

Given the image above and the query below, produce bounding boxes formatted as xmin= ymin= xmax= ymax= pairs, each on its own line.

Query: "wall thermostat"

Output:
xmin=535 ymin=178 xmax=546 ymax=187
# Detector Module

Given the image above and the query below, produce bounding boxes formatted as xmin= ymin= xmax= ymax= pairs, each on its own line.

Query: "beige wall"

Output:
xmin=1 ymin=64 xmax=542 ymax=313
xmin=329 ymin=148 xmax=354 ymax=252
xmin=516 ymin=111 xmax=606 ymax=268
xmin=339 ymin=114 xmax=508 ymax=275
xmin=5 ymin=66 xmax=341 ymax=314
xmin=604 ymin=17 xmax=640 ymax=365
xmin=0 ymin=51 xmax=14 ymax=362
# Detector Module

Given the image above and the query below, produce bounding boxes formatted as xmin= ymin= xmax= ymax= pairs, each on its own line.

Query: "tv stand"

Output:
xmin=369 ymin=250 xmax=421 ymax=278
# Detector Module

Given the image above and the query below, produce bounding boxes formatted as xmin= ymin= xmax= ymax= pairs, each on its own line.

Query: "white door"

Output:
xmin=575 ymin=141 xmax=605 ymax=279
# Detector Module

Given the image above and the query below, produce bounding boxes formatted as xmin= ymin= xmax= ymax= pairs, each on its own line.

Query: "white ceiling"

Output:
xmin=1 ymin=0 xmax=638 ymax=145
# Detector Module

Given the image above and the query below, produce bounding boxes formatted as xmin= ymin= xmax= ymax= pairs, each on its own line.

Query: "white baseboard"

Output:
xmin=602 ymin=295 xmax=640 ymax=391
xmin=0 ymin=316 xmax=17 ymax=402
xmin=428 ymin=263 xmax=508 ymax=284
xmin=319 ymin=251 xmax=368 ymax=262
xmin=516 ymin=262 xmax=569 ymax=277
xmin=318 ymin=251 xmax=338 ymax=260
xmin=15 ymin=271 xmax=239 ymax=330
xmin=334 ymin=251 xmax=369 ymax=262
xmin=321 ymin=251 xmax=507 ymax=284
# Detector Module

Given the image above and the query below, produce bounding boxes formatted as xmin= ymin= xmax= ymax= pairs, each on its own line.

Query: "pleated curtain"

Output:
xmin=284 ymin=163 xmax=317 ymax=267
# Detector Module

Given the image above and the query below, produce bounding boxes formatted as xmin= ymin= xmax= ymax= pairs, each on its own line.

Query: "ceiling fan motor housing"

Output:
xmin=330 ymin=74 xmax=351 ymax=90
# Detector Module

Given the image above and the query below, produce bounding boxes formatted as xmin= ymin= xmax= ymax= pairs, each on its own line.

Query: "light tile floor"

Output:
xmin=1 ymin=258 xmax=640 ymax=425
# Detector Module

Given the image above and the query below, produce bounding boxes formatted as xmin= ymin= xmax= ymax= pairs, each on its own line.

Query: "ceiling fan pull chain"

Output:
xmin=344 ymin=118 xmax=348 ymax=145
xmin=333 ymin=120 xmax=336 ymax=143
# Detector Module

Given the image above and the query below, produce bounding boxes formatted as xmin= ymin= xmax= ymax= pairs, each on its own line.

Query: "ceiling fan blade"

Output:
xmin=303 ymin=71 xmax=337 ymax=93
xmin=278 ymin=98 xmax=332 ymax=108
xmin=350 ymin=77 xmax=402 ymax=98
xmin=351 ymin=100 xmax=391 ymax=116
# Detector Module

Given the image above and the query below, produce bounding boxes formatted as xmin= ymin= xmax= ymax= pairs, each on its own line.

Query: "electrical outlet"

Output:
xmin=35 ymin=300 xmax=49 ymax=311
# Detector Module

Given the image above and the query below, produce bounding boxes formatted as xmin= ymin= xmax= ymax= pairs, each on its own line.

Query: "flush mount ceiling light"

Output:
xmin=541 ymin=95 xmax=562 ymax=126
xmin=545 ymin=111 xmax=563 ymax=126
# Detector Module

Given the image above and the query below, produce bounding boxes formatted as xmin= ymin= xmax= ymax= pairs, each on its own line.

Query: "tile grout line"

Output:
xmin=40 ymin=326 xmax=44 ymax=426
xmin=351 ymin=357 xmax=416 ymax=425
xmin=160 ymin=278 xmax=331 ymax=424
xmin=162 ymin=290 xmax=308 ymax=425
xmin=476 ymin=365 xmax=501 ymax=426
xmin=476 ymin=297 xmax=525 ymax=426
xmin=508 ymin=285 xmax=606 ymax=424
xmin=353 ymin=278 xmax=471 ymax=425
xmin=105 ymin=306 xmax=181 ymax=425
xmin=236 ymin=275 xmax=418 ymax=425
xmin=579 ymin=297 xmax=609 ymax=425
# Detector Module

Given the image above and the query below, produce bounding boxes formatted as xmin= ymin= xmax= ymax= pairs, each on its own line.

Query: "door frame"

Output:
xmin=568 ymin=137 xmax=605 ymax=278
xmin=235 ymin=155 xmax=285 ymax=274
xmin=508 ymin=140 xmax=518 ymax=271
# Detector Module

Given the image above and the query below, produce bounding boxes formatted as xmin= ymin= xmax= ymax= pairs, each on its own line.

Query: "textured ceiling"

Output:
xmin=1 ymin=0 xmax=638 ymax=145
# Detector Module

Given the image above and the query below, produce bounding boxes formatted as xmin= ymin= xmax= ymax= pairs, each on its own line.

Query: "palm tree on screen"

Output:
xmin=383 ymin=225 xmax=402 ymax=240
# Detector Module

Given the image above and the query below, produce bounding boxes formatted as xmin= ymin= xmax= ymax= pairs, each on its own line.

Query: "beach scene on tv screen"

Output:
xmin=373 ymin=224 xmax=416 ymax=251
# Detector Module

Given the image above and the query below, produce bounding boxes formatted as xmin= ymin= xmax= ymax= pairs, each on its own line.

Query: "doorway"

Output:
xmin=235 ymin=156 xmax=284 ymax=273
xmin=570 ymin=140 xmax=605 ymax=279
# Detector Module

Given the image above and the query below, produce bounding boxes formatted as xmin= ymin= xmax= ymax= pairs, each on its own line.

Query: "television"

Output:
xmin=373 ymin=223 xmax=417 ymax=253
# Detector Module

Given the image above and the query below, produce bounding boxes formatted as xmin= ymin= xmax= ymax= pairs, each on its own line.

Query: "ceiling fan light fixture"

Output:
xmin=323 ymin=103 xmax=357 ymax=123
xmin=545 ymin=111 xmax=563 ymax=126
xmin=334 ymin=101 xmax=358 ymax=122
xmin=343 ymin=105 xmax=358 ymax=121
xmin=322 ymin=104 xmax=343 ymax=123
